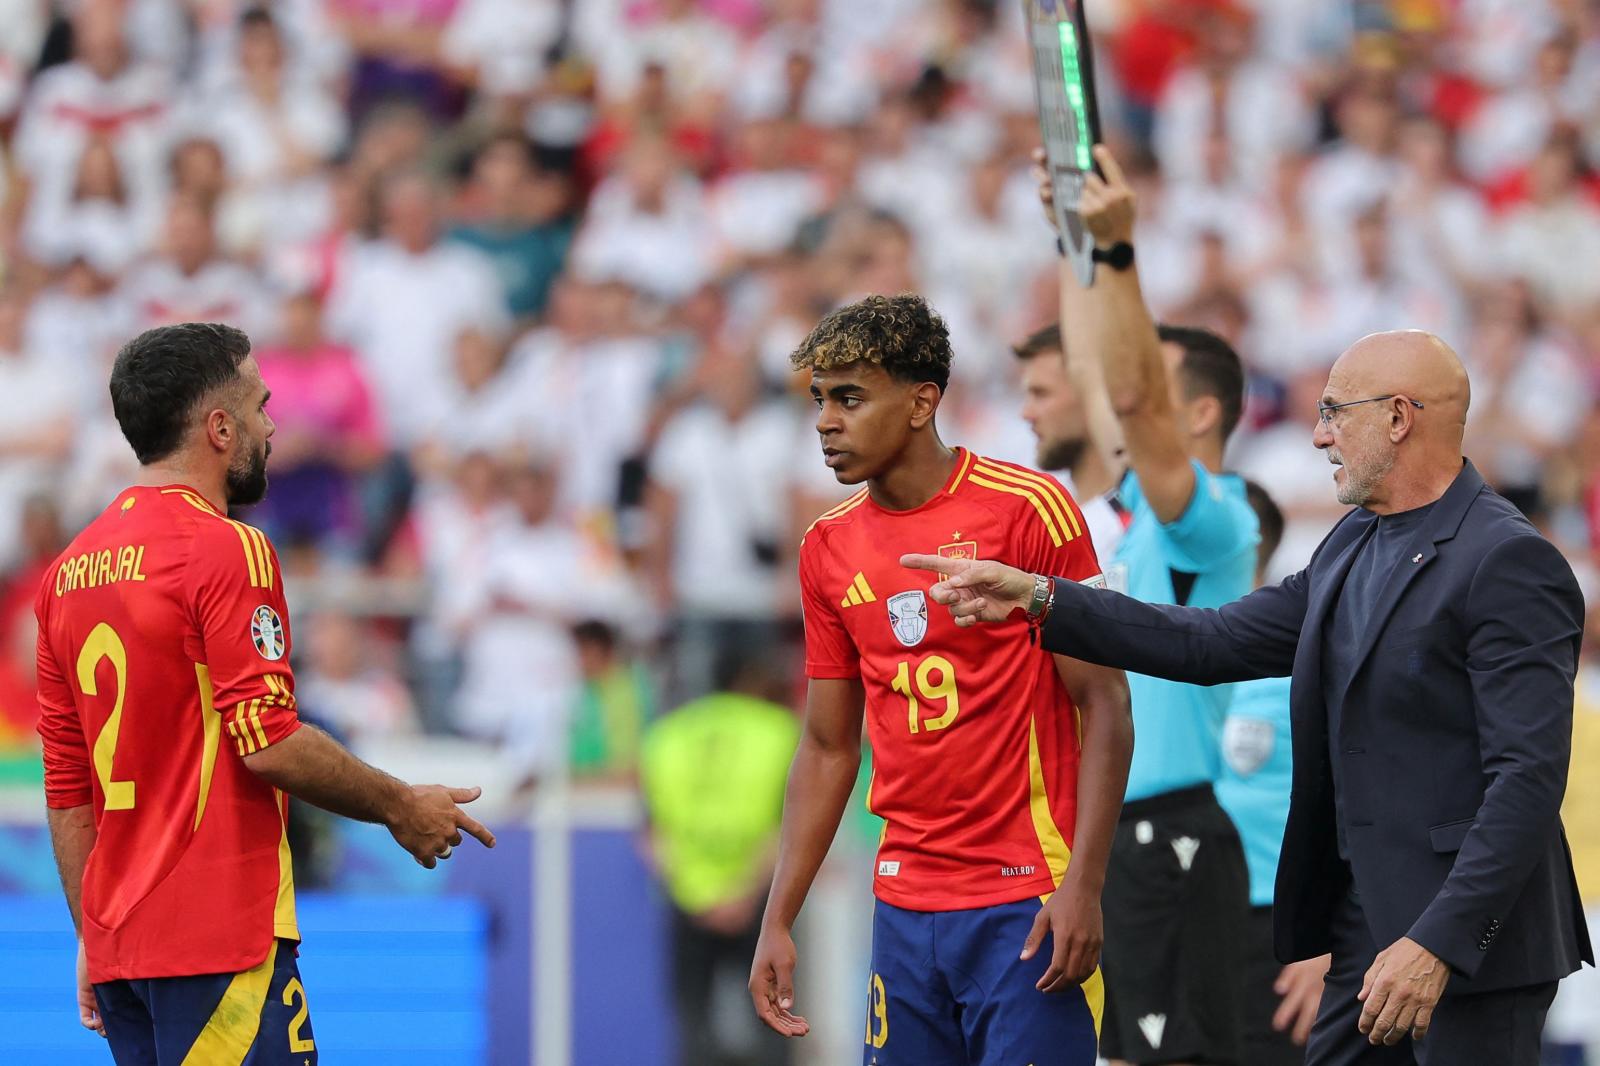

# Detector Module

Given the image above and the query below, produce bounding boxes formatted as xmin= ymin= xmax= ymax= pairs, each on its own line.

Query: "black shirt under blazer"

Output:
xmin=1040 ymin=460 xmax=1593 ymax=992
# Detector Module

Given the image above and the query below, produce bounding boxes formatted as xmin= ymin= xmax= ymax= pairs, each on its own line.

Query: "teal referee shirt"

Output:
xmin=1109 ymin=462 xmax=1258 ymax=802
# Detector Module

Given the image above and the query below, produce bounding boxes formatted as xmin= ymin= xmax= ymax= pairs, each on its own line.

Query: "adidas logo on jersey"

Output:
xmin=840 ymin=572 xmax=877 ymax=608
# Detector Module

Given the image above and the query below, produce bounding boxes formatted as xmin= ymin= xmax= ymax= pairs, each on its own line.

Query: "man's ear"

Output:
xmin=1389 ymin=398 xmax=1419 ymax=444
xmin=1187 ymin=394 xmax=1223 ymax=439
xmin=203 ymin=407 xmax=233 ymax=453
xmin=909 ymin=382 xmax=943 ymax=430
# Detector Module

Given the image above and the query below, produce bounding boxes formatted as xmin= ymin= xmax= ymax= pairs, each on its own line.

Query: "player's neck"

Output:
xmin=868 ymin=439 xmax=959 ymax=512
xmin=1190 ymin=436 xmax=1225 ymax=475
xmin=134 ymin=461 xmax=230 ymax=515
xmin=1072 ymin=447 xmax=1117 ymax=499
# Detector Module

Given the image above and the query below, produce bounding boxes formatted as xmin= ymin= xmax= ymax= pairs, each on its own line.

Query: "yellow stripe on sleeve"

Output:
xmin=802 ymin=489 xmax=870 ymax=541
xmin=234 ymin=704 xmax=257 ymax=754
xmin=975 ymin=461 xmax=1080 ymax=541
xmin=968 ymin=473 xmax=1063 ymax=546
xmin=248 ymin=698 xmax=269 ymax=749
xmin=194 ymin=664 xmax=220 ymax=831
xmin=228 ymin=523 xmax=261 ymax=588
xmin=990 ymin=461 xmax=1085 ymax=540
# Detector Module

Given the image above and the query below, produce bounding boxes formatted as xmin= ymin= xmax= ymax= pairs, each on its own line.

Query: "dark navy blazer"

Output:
xmin=1040 ymin=460 xmax=1593 ymax=992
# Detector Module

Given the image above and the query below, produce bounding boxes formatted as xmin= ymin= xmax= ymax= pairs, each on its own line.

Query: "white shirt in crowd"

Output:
xmin=651 ymin=400 xmax=802 ymax=621
xmin=327 ymin=240 xmax=509 ymax=447
xmin=115 ymin=256 xmax=275 ymax=339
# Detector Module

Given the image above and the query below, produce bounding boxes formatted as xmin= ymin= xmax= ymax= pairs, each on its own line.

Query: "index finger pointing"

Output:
xmin=1092 ymin=144 xmax=1127 ymax=189
xmin=455 ymin=809 xmax=497 ymax=848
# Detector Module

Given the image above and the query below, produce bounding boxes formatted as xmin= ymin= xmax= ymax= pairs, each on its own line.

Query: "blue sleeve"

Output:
xmin=1154 ymin=462 xmax=1259 ymax=573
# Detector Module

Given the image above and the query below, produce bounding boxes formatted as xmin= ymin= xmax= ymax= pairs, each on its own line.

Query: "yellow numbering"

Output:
xmin=864 ymin=972 xmax=888 ymax=1049
xmin=76 ymin=623 xmax=134 ymax=811
xmin=283 ymin=978 xmax=315 ymax=1052
xmin=891 ymin=655 xmax=960 ymax=734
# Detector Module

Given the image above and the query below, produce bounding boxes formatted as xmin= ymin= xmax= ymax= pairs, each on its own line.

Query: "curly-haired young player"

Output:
xmin=36 ymin=322 xmax=496 ymax=1065
xmin=748 ymin=293 xmax=1133 ymax=1065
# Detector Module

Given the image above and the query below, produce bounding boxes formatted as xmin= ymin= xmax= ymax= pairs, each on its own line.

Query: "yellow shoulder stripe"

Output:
xmin=948 ymin=448 xmax=975 ymax=493
xmin=975 ymin=461 xmax=1083 ymax=541
xmin=803 ymin=488 xmax=870 ymax=540
xmin=968 ymin=472 xmax=1064 ymax=546
xmin=165 ymin=489 xmax=276 ymax=589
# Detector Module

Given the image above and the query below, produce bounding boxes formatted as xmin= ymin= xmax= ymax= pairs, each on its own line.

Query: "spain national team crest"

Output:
xmin=937 ymin=539 xmax=979 ymax=563
xmin=251 ymin=605 xmax=285 ymax=661
xmin=886 ymin=590 xmax=928 ymax=648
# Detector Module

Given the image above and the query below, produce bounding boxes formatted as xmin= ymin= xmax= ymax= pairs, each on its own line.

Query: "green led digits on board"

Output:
xmin=1058 ymin=21 xmax=1092 ymax=170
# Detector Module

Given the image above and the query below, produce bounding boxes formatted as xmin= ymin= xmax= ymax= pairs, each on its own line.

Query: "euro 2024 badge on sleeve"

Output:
xmin=251 ymin=604 xmax=286 ymax=661
xmin=887 ymin=590 xmax=929 ymax=648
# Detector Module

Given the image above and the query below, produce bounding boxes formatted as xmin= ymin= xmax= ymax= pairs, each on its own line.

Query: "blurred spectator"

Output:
xmin=327 ymin=170 xmax=508 ymax=447
xmin=184 ymin=6 xmax=346 ymax=253
xmin=296 ymin=610 xmax=419 ymax=741
xmin=21 ymin=134 xmax=160 ymax=274
xmin=250 ymin=291 xmax=387 ymax=555
xmin=1152 ymin=3 xmax=1314 ymax=190
xmin=706 ymin=117 xmax=823 ymax=267
xmin=646 ymin=346 xmax=801 ymax=699
xmin=448 ymin=132 xmax=576 ymax=320
xmin=1498 ymin=133 xmax=1600 ymax=319
xmin=0 ymin=495 xmax=65 ymax=697
xmin=439 ymin=456 xmax=625 ymax=780
xmin=0 ymin=292 xmax=75 ymax=572
xmin=639 ymin=650 xmax=799 ymax=1066
xmin=12 ymin=0 xmax=172 ymax=220
xmin=570 ymin=133 xmax=712 ymax=300
xmin=569 ymin=619 xmax=655 ymax=783
xmin=116 ymin=192 xmax=274 ymax=336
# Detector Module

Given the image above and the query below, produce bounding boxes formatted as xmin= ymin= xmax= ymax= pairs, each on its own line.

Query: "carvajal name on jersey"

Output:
xmin=1000 ymin=865 xmax=1037 ymax=877
xmin=55 ymin=545 xmax=147 ymax=597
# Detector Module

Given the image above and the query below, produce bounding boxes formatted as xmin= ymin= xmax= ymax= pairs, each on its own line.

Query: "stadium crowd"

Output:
xmin=0 ymin=0 xmax=1598 ymax=1054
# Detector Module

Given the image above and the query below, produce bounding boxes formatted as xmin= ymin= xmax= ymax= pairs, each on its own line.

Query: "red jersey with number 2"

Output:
xmin=800 ymin=449 xmax=1105 ymax=911
xmin=35 ymin=485 xmax=303 ymax=982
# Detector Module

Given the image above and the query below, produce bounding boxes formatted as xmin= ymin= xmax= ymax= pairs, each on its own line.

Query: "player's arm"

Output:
xmin=190 ymin=523 xmax=494 ymax=866
xmin=34 ymin=596 xmax=105 ymax=1036
xmin=749 ymin=675 xmax=864 ymax=1038
xmin=1053 ymin=145 xmax=1195 ymax=522
xmin=1022 ymin=654 xmax=1131 ymax=993
xmin=241 ymin=726 xmax=494 ymax=867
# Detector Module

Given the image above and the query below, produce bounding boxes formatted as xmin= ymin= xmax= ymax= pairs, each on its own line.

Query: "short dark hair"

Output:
xmin=110 ymin=323 xmax=253 ymax=464
xmin=1012 ymin=323 xmax=1061 ymax=361
xmin=1157 ymin=324 xmax=1245 ymax=443
xmin=1243 ymin=478 xmax=1284 ymax=573
xmin=791 ymin=293 xmax=953 ymax=393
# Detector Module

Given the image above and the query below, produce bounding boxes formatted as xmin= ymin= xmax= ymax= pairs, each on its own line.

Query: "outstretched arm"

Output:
xmin=749 ymin=677 xmax=865 ymax=1038
xmin=244 ymin=725 xmax=496 ymax=867
xmin=901 ymin=553 xmax=1305 ymax=683
xmin=1052 ymin=145 xmax=1197 ymax=522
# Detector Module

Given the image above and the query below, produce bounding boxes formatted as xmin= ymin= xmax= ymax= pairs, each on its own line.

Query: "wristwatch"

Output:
xmin=1024 ymin=573 xmax=1055 ymax=624
xmin=1091 ymin=241 xmax=1135 ymax=271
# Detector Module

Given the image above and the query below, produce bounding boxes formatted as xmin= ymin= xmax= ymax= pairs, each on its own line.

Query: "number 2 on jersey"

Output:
xmin=892 ymin=655 xmax=960 ymax=734
xmin=76 ymin=623 xmax=135 ymax=810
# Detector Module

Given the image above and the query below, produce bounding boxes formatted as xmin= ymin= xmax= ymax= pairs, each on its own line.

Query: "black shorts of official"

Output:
xmin=1239 ymin=904 xmax=1308 ymax=1066
xmin=1100 ymin=783 xmax=1250 ymax=1065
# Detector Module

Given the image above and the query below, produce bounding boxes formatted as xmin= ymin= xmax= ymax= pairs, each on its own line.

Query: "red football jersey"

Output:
xmin=800 ymin=449 xmax=1104 ymax=910
xmin=36 ymin=484 xmax=303 ymax=981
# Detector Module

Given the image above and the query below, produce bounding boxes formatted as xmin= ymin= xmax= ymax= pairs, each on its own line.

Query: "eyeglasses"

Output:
xmin=1316 ymin=395 xmax=1424 ymax=427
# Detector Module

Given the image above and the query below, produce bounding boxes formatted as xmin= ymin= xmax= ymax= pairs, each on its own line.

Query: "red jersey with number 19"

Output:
xmin=800 ymin=449 xmax=1105 ymax=911
xmin=35 ymin=485 xmax=303 ymax=982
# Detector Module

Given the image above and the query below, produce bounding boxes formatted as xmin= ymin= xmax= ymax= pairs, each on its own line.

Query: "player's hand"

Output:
xmin=1022 ymin=881 xmax=1103 ymax=993
xmin=1079 ymin=144 xmax=1136 ymax=247
xmin=388 ymin=784 xmax=497 ymax=869
xmin=749 ymin=925 xmax=811 ymax=1038
xmin=77 ymin=938 xmax=105 ymax=1037
xmin=1032 ymin=146 xmax=1056 ymax=229
xmin=1273 ymin=953 xmax=1330 ymax=1045
xmin=900 ymin=555 xmax=1036 ymax=626
xmin=1358 ymin=937 xmax=1449 ymax=1045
